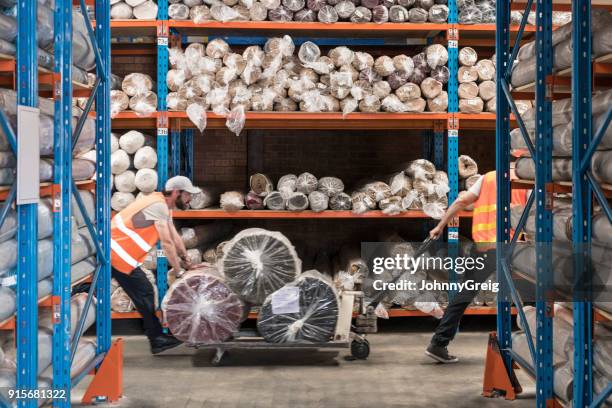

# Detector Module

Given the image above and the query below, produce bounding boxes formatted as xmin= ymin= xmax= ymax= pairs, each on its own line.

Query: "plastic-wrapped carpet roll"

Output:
xmin=133 ymin=0 xmax=158 ymax=19
xmin=458 ymin=97 xmax=483 ymax=113
xmin=458 ymin=81 xmax=478 ymax=99
xmin=406 ymin=158 xmax=436 ymax=180
xmin=427 ymin=91 xmax=448 ymax=112
xmin=111 ymin=191 xmax=136 ymax=212
xmin=308 ymin=190 xmax=329 ymax=212
xmin=220 ymin=191 xmax=245 ymax=212
xmin=122 ymin=73 xmax=154 ymax=97
xmin=114 ymin=170 xmax=136 ymax=193
xmin=257 ymin=270 xmax=338 ymax=343
xmin=457 ymin=155 xmax=478 ymax=179
xmin=245 ymin=191 xmax=265 ymax=210
xmin=189 ymin=187 xmax=220 ymax=210
xmin=134 ymin=168 xmax=158 ymax=193
xmin=250 ymin=173 xmax=274 ymax=197
xmin=133 ymin=146 xmax=158 ymax=170
xmin=512 ymin=332 xmax=574 ymax=403
xmin=329 ymin=192 xmax=352 ymax=210
xmin=180 ymin=224 xmax=232 ymax=250
xmin=111 ymin=149 xmax=130 ymax=175
xmin=286 ymin=191 xmax=309 ymax=211
xmin=264 ymin=191 xmax=286 ymax=210
xmin=129 ymin=91 xmax=158 ymax=116
xmin=0 ymin=209 xmax=15 ymax=243
xmin=0 ymin=287 xmax=15 ymax=322
xmin=221 ymin=228 xmax=301 ymax=305
xmin=162 ymin=267 xmax=245 ymax=344
xmin=295 ymin=172 xmax=318 ymax=194
xmin=515 ymin=157 xmax=572 ymax=182
xmin=592 ymin=150 xmax=612 ymax=185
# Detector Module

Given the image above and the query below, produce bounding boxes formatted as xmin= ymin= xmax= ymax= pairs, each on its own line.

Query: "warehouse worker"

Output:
xmin=425 ymin=170 xmax=527 ymax=363
xmin=111 ymin=176 xmax=201 ymax=354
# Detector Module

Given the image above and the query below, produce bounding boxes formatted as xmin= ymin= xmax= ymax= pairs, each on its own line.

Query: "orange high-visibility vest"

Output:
xmin=111 ymin=192 xmax=166 ymax=274
xmin=472 ymin=171 xmax=527 ymax=243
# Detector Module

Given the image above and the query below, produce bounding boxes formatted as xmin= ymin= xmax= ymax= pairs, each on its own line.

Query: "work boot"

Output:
xmin=150 ymin=334 xmax=182 ymax=355
xmin=425 ymin=343 xmax=459 ymax=364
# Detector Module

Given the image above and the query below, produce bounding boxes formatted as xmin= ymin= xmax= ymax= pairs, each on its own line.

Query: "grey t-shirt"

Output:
xmin=141 ymin=202 xmax=171 ymax=223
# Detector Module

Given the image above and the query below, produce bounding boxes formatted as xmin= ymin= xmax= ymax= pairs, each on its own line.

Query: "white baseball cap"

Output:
xmin=165 ymin=176 xmax=201 ymax=194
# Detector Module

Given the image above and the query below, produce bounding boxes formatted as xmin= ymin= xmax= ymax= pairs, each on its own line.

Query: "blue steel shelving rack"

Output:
xmin=0 ymin=0 xmax=114 ymax=406
xmin=147 ymin=0 xmax=464 ymax=306
xmin=495 ymin=1 xmax=612 ymax=407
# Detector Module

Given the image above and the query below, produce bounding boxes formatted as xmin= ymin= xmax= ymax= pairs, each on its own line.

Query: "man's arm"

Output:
xmin=155 ymin=220 xmax=183 ymax=273
xmin=169 ymin=222 xmax=188 ymax=260
xmin=429 ymin=191 xmax=478 ymax=239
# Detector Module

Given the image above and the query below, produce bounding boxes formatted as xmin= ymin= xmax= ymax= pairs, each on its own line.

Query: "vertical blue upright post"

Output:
xmin=184 ymin=129 xmax=194 ymax=180
xmin=534 ymin=0 xmax=554 ymax=405
xmin=52 ymin=0 xmax=73 ymax=403
xmin=571 ymin=1 xmax=593 ymax=406
xmin=95 ymin=0 xmax=112 ymax=356
xmin=446 ymin=2 xmax=459 ymax=297
xmin=495 ymin=0 xmax=513 ymax=368
xmin=156 ymin=3 xmax=170 ymax=304
xmin=171 ymin=129 xmax=181 ymax=176
xmin=16 ymin=0 xmax=39 ymax=405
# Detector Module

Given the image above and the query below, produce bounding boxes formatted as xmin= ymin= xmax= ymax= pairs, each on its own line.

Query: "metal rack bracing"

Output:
xmin=0 ymin=0 xmax=116 ymax=406
xmin=495 ymin=1 xmax=612 ymax=407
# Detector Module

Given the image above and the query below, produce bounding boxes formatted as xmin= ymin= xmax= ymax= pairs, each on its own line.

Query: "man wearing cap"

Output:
xmin=110 ymin=176 xmax=201 ymax=354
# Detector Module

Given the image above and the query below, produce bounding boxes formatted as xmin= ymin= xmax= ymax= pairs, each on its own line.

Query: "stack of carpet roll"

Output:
xmin=511 ymin=9 xmax=612 ymax=89
xmin=0 ymin=89 xmax=97 ymax=186
xmin=75 ymin=73 xmax=124 ymax=112
xmin=168 ymin=0 xmax=449 ymax=23
xmin=110 ymin=268 xmax=158 ymax=313
xmin=352 ymin=159 xmax=449 ymax=218
xmin=169 ymin=37 xmax=449 ymax=134
xmin=0 ymin=294 xmax=98 ymax=406
xmin=510 ymin=197 xmax=612 ymax=314
xmin=459 ymin=0 xmax=571 ymax=25
xmin=512 ymin=90 xmax=612 ymax=187
xmin=162 ymin=228 xmax=342 ymax=345
xmin=111 ymin=0 xmax=159 ymax=19
xmin=111 ymin=73 xmax=158 ymax=116
xmin=457 ymin=47 xmax=495 ymax=113
xmin=513 ymin=305 xmax=612 ymax=405
xmin=0 ymin=191 xmax=98 ymax=323
xmin=457 ymin=154 xmax=479 ymax=210
xmin=0 ymin=0 xmax=94 ymax=84
xmin=110 ymin=130 xmax=159 ymax=212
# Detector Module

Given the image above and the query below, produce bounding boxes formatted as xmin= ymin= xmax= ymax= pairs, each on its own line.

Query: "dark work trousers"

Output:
xmin=112 ymin=267 xmax=163 ymax=340
xmin=431 ymin=249 xmax=497 ymax=348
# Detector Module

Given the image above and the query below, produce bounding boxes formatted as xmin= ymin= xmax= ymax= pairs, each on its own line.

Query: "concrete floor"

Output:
xmin=73 ymin=318 xmax=536 ymax=408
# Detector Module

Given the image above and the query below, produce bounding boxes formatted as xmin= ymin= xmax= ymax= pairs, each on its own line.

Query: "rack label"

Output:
xmin=448 ymin=40 xmax=458 ymax=49
xmin=448 ymin=231 xmax=459 ymax=240
xmin=157 ymin=128 xmax=168 ymax=136
xmin=157 ymin=37 xmax=168 ymax=47
xmin=271 ymin=286 xmax=300 ymax=315
xmin=156 ymin=249 xmax=165 ymax=258
xmin=448 ymin=129 xmax=458 ymax=138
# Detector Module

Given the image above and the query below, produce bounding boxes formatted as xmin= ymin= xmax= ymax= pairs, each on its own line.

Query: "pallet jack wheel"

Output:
xmin=350 ymin=339 xmax=370 ymax=360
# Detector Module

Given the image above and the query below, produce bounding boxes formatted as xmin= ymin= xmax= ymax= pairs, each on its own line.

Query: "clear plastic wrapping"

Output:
xmin=220 ymin=191 xmax=245 ymax=212
xmin=245 ymin=191 xmax=265 ymax=210
xmin=111 ymin=191 xmax=135 ymax=211
xmin=129 ymin=91 xmax=158 ymax=116
xmin=308 ymin=190 xmax=329 ymax=212
xmin=134 ymin=168 xmax=158 ymax=193
xmin=264 ymin=191 xmax=286 ymax=210
xmin=287 ymin=191 xmax=309 ymax=211
xmin=162 ymin=266 xmax=245 ymax=344
xmin=221 ymin=228 xmax=301 ymax=304
xmin=296 ymin=172 xmax=318 ymax=194
xmin=122 ymin=73 xmax=153 ymax=97
xmin=427 ymin=90 xmax=448 ymax=112
xmin=317 ymin=176 xmax=344 ymax=196
xmin=329 ymin=192 xmax=352 ymax=210
xmin=458 ymin=97 xmax=484 ymax=115
xmin=250 ymin=173 xmax=274 ymax=197
xmin=257 ymin=270 xmax=339 ymax=343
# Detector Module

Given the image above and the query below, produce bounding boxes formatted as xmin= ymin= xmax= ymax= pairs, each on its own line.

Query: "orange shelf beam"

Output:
xmin=172 ymin=209 xmax=473 ymax=219
xmin=0 ymin=180 xmax=95 ymax=202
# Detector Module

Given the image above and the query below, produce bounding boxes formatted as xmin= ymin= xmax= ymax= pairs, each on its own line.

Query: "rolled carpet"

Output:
xmin=221 ymin=228 xmax=301 ymax=304
xmin=162 ymin=266 xmax=244 ymax=344
xmin=257 ymin=270 xmax=339 ymax=343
